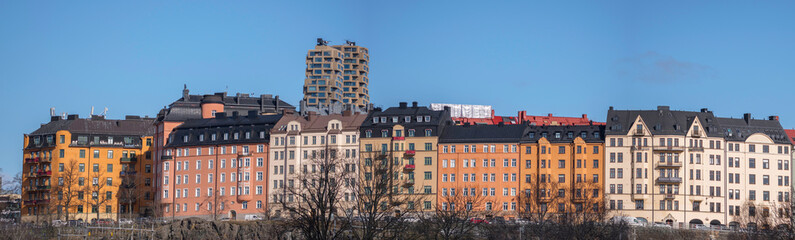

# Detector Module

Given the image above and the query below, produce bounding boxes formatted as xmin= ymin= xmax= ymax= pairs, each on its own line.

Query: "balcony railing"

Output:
xmin=404 ymin=150 xmax=416 ymax=157
xmin=120 ymin=157 xmax=136 ymax=163
xmin=403 ymin=179 xmax=415 ymax=186
xmin=631 ymin=146 xmax=647 ymax=151
xmin=664 ymin=194 xmax=675 ymax=199
xmin=120 ymin=171 xmax=137 ymax=176
xmin=403 ymin=164 xmax=415 ymax=171
xmin=37 ymin=170 xmax=52 ymax=176
xmin=692 ymin=130 xmax=702 ymax=137
xmin=25 ymin=158 xmax=40 ymax=163
xmin=656 ymin=177 xmax=682 ymax=184
xmin=657 ymin=161 xmax=682 ymax=168
xmin=634 ymin=129 xmax=644 ymax=136
xmin=652 ymin=146 xmax=685 ymax=152
xmin=687 ymin=147 xmax=704 ymax=152
xmin=37 ymin=185 xmax=51 ymax=190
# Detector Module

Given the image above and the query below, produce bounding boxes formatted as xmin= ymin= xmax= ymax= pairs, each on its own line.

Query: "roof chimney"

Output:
xmin=743 ymin=113 xmax=751 ymax=124
xmin=582 ymin=114 xmax=588 ymax=119
xmin=50 ymin=116 xmax=61 ymax=122
xmin=548 ymin=113 xmax=553 ymax=117
xmin=215 ymin=112 xmax=227 ymax=119
xmin=275 ymin=95 xmax=280 ymax=110
xmin=412 ymin=101 xmax=418 ymax=108
xmin=657 ymin=106 xmax=670 ymax=111
xmin=182 ymin=84 xmax=189 ymax=101
xmin=609 ymin=106 xmax=614 ymax=111
xmin=342 ymin=110 xmax=352 ymax=116
xmin=498 ymin=121 xmax=505 ymax=127
xmin=247 ymin=110 xmax=259 ymax=118
xmin=700 ymin=108 xmax=709 ymax=113
xmin=769 ymin=116 xmax=779 ymax=121
xmin=399 ymin=102 xmax=408 ymax=109
xmin=67 ymin=114 xmax=79 ymax=120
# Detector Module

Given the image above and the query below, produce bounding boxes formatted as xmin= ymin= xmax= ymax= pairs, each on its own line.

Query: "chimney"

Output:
xmin=214 ymin=92 xmax=226 ymax=97
xmin=342 ymin=110 xmax=352 ymax=116
xmin=582 ymin=114 xmax=588 ymax=119
xmin=275 ymin=95 xmax=280 ymax=110
xmin=67 ymin=114 xmax=79 ymax=120
xmin=700 ymin=108 xmax=709 ymax=113
xmin=548 ymin=113 xmax=553 ymax=117
xmin=498 ymin=121 xmax=505 ymax=127
xmin=247 ymin=110 xmax=258 ymax=118
xmin=657 ymin=106 xmax=670 ymax=111
xmin=609 ymin=106 xmax=614 ymax=111
xmin=235 ymin=93 xmax=241 ymax=104
xmin=743 ymin=113 xmax=751 ymax=124
xmin=399 ymin=102 xmax=408 ymax=109
xmin=518 ymin=111 xmax=526 ymax=121
xmin=769 ymin=116 xmax=779 ymax=121
xmin=182 ymin=84 xmax=189 ymax=101
xmin=412 ymin=101 xmax=418 ymax=108
xmin=124 ymin=115 xmax=140 ymax=120
xmin=306 ymin=111 xmax=316 ymax=121
xmin=215 ymin=112 xmax=227 ymax=119
xmin=50 ymin=116 xmax=61 ymax=122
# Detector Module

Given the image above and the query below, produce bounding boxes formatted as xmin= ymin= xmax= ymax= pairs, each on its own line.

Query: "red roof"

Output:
xmin=453 ymin=110 xmax=604 ymax=126
xmin=784 ymin=129 xmax=795 ymax=145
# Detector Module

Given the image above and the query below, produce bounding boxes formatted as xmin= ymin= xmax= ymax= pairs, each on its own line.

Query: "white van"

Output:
xmin=244 ymin=214 xmax=264 ymax=221
xmin=610 ymin=216 xmax=644 ymax=226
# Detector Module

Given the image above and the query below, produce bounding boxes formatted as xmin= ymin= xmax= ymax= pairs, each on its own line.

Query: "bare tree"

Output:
xmin=349 ymin=149 xmax=422 ymax=240
xmin=420 ymin=186 xmax=491 ymax=240
xmin=278 ymin=148 xmax=353 ymax=240
xmin=81 ymin=165 xmax=111 ymax=221
xmin=118 ymin=170 xmax=146 ymax=221
xmin=51 ymin=159 xmax=80 ymax=222
xmin=199 ymin=188 xmax=230 ymax=221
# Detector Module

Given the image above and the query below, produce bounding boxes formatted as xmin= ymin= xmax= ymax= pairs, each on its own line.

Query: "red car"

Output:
xmin=469 ymin=217 xmax=489 ymax=224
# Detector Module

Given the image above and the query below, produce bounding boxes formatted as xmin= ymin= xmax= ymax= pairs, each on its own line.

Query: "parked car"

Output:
xmin=401 ymin=217 xmax=420 ymax=223
xmin=610 ymin=216 xmax=644 ymax=227
xmin=652 ymin=222 xmax=672 ymax=228
xmin=118 ymin=218 xmax=134 ymax=225
xmin=51 ymin=220 xmax=66 ymax=227
xmin=468 ymin=217 xmax=489 ymax=224
xmin=67 ymin=220 xmax=84 ymax=226
xmin=220 ymin=217 xmax=231 ymax=221
xmin=514 ymin=219 xmax=530 ymax=225
xmin=244 ymin=215 xmax=263 ymax=221
xmin=693 ymin=224 xmax=710 ymax=230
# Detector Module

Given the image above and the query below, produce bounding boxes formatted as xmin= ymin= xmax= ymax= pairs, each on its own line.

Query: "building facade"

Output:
xmin=160 ymin=112 xmax=281 ymax=220
xmin=303 ymin=38 xmax=370 ymax=109
xmin=22 ymin=115 xmax=155 ymax=223
xmin=152 ymin=87 xmax=293 ymax=217
xmin=605 ymin=106 xmax=792 ymax=229
xmin=359 ymin=102 xmax=451 ymax=212
xmin=437 ymin=124 xmax=526 ymax=216
xmin=519 ymin=125 xmax=605 ymax=218
xmin=267 ymin=112 xmax=366 ymax=217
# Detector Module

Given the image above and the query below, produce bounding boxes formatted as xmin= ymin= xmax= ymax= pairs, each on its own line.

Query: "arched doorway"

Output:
xmin=229 ymin=210 xmax=237 ymax=220
xmin=709 ymin=220 xmax=721 ymax=228
xmin=689 ymin=219 xmax=703 ymax=229
xmin=729 ymin=221 xmax=740 ymax=231
xmin=665 ymin=219 xmax=674 ymax=225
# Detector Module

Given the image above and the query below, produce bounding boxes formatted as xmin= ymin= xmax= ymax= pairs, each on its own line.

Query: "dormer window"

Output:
xmin=408 ymin=129 xmax=415 ymax=137
xmin=223 ymin=133 xmax=229 ymax=140
xmin=425 ymin=129 xmax=432 ymax=136
xmin=183 ymin=135 xmax=189 ymax=143
xmin=259 ymin=131 xmax=265 ymax=138
xmin=199 ymin=134 xmax=205 ymax=141
xmin=365 ymin=130 xmax=372 ymax=138
xmin=567 ymin=132 xmax=574 ymax=139
xmin=416 ymin=116 xmax=423 ymax=122
xmin=581 ymin=132 xmax=587 ymax=139
xmin=542 ymin=132 xmax=548 ymax=138
xmin=395 ymin=130 xmax=402 ymax=137
xmin=424 ymin=116 xmax=431 ymax=122
xmin=245 ymin=132 xmax=251 ymax=139
xmin=381 ymin=130 xmax=388 ymax=137
xmin=211 ymin=133 xmax=217 ymax=141
xmin=555 ymin=132 xmax=561 ymax=139
xmin=372 ymin=117 xmax=379 ymax=123
xmin=593 ymin=132 xmax=600 ymax=138
xmin=380 ymin=117 xmax=387 ymax=123
xmin=405 ymin=116 xmax=411 ymax=123
xmin=392 ymin=116 xmax=399 ymax=123
xmin=528 ymin=132 xmax=535 ymax=139
xmin=233 ymin=132 xmax=239 ymax=140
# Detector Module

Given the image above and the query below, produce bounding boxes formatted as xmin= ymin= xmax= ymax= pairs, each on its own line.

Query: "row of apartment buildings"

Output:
xmin=22 ymin=96 xmax=794 ymax=230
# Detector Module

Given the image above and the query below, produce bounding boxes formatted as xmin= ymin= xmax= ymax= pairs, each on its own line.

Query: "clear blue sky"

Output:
xmin=2 ymin=1 xmax=795 ymax=177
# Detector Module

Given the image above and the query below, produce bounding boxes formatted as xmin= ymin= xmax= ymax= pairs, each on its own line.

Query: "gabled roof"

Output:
xmin=439 ymin=124 xmax=527 ymax=143
xmin=605 ymin=106 xmax=721 ymax=137
xmin=272 ymin=113 xmax=367 ymax=133
xmin=784 ymin=129 xmax=795 ymax=145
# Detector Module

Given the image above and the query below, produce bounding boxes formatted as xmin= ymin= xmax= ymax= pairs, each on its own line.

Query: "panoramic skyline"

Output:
xmin=3 ymin=0 xmax=795 ymax=177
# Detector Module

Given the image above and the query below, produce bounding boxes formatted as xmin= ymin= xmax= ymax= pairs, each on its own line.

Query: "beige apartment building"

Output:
xmin=303 ymin=38 xmax=370 ymax=109
xmin=604 ymin=106 xmax=791 ymax=230
xmin=267 ymin=112 xmax=366 ymax=217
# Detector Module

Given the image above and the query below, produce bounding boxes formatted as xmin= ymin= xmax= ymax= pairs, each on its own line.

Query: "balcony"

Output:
xmin=692 ymin=130 xmax=702 ymax=137
xmin=37 ymin=170 xmax=52 ymax=176
xmin=392 ymin=137 xmax=405 ymax=141
xmin=37 ymin=185 xmax=51 ymax=191
xmin=25 ymin=158 xmax=40 ymax=164
xmin=630 ymin=146 xmax=647 ymax=151
xmin=404 ymin=150 xmax=416 ymax=157
xmin=120 ymin=157 xmax=137 ymax=163
xmin=41 ymin=157 xmax=52 ymax=163
xmin=376 ymin=153 xmax=388 ymax=160
xmin=160 ymin=155 xmax=173 ymax=160
xmin=634 ymin=129 xmax=644 ymax=136
xmin=403 ymin=164 xmax=415 ymax=171
xmin=631 ymin=194 xmax=646 ymax=200
xmin=36 ymin=199 xmax=50 ymax=205
xmin=237 ymin=194 xmax=253 ymax=202
xmin=120 ymin=171 xmax=137 ymax=176
xmin=664 ymin=194 xmax=675 ymax=200
xmin=28 ymin=172 xmax=38 ymax=178
xmin=23 ymin=200 xmax=35 ymax=205
xmin=238 ymin=152 xmax=252 ymax=157
xmin=656 ymin=177 xmax=682 ymax=184
xmin=687 ymin=147 xmax=704 ymax=152
xmin=403 ymin=179 xmax=415 ymax=186
xmin=652 ymin=146 xmax=685 ymax=152
xmin=657 ymin=161 xmax=682 ymax=168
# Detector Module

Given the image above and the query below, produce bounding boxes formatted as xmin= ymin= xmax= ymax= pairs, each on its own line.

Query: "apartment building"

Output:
xmin=267 ymin=111 xmax=366 ymax=217
xmin=160 ymin=111 xmax=281 ymax=220
xmin=437 ymin=124 xmax=526 ymax=216
xmin=719 ymin=114 xmax=791 ymax=230
xmin=152 ymin=87 xmax=293 ymax=212
xmin=303 ymin=38 xmax=370 ymax=109
xmin=520 ymin=125 xmax=605 ymax=217
xmin=785 ymin=129 xmax=795 ymax=192
xmin=22 ymin=114 xmax=155 ymax=223
xmin=605 ymin=106 xmax=791 ymax=229
xmin=359 ymin=102 xmax=452 ymax=212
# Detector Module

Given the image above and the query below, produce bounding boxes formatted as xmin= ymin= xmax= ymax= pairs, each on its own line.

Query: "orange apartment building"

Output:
xmin=519 ymin=125 xmax=606 ymax=217
xmin=161 ymin=111 xmax=281 ymax=220
xmin=437 ymin=124 xmax=527 ymax=216
xmin=152 ymin=86 xmax=293 ymax=217
xmin=22 ymin=114 xmax=155 ymax=223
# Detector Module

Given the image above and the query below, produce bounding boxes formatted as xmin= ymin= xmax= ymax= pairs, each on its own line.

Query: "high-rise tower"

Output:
xmin=303 ymin=38 xmax=370 ymax=110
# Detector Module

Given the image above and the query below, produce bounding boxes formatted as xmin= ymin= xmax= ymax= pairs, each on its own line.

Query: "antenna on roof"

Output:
xmin=317 ymin=38 xmax=329 ymax=46
xmin=61 ymin=112 xmax=66 ymax=119
xmin=102 ymin=107 xmax=108 ymax=116
xmin=91 ymin=106 xmax=95 ymax=116
xmin=50 ymin=107 xmax=55 ymax=116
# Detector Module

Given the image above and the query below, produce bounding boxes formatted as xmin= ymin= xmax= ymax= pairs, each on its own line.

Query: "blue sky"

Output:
xmin=2 ymin=1 xmax=795 ymax=176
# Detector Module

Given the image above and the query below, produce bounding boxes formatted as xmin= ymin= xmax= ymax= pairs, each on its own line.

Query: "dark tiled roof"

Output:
xmin=605 ymin=106 xmax=721 ymax=137
xmin=158 ymin=91 xmax=295 ymax=122
xmin=165 ymin=113 xmax=282 ymax=148
xmin=522 ymin=125 xmax=605 ymax=143
xmin=360 ymin=102 xmax=452 ymax=137
xmin=439 ymin=124 xmax=527 ymax=143
xmin=30 ymin=117 xmax=155 ymax=136
xmin=717 ymin=117 xmax=790 ymax=144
